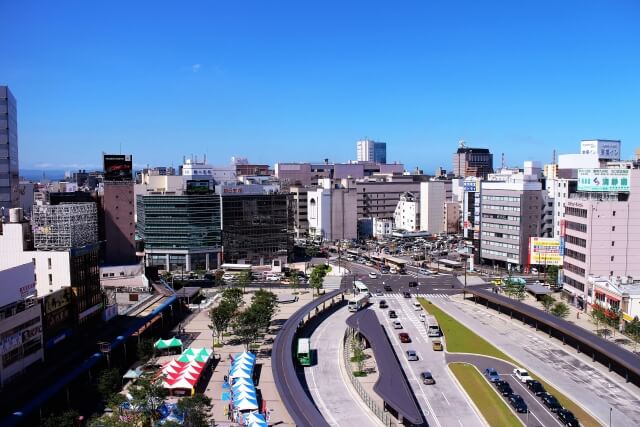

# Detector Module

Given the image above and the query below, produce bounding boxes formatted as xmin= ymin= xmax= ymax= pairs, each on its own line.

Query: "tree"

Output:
xmin=289 ymin=270 xmax=300 ymax=294
xmin=251 ymin=289 xmax=278 ymax=329
xmin=546 ymin=265 xmax=559 ymax=285
xmin=137 ymin=337 xmax=155 ymax=362
xmin=541 ymin=295 xmax=556 ymax=312
xmin=350 ymin=338 xmax=366 ymax=375
xmin=550 ymin=302 xmax=570 ymax=319
xmin=209 ymin=300 xmax=236 ymax=345
xmin=305 ymin=245 xmax=320 ymax=258
xmin=41 ymin=410 xmax=80 ymax=427
xmin=237 ymin=271 xmax=252 ymax=294
xmin=129 ymin=375 xmax=167 ymax=425
xmin=233 ymin=309 xmax=262 ymax=351
xmin=309 ymin=265 xmax=328 ymax=297
xmin=222 ymin=287 xmax=244 ymax=309
xmin=177 ymin=394 xmax=213 ymax=427
xmin=89 ymin=412 xmax=144 ymax=427
xmin=97 ymin=368 xmax=122 ymax=402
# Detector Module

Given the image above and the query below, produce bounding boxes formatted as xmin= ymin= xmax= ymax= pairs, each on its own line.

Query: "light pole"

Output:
xmin=610 ymin=407 xmax=612 ymax=427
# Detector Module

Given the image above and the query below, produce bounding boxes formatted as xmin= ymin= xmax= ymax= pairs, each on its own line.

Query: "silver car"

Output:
xmin=406 ymin=350 xmax=418 ymax=361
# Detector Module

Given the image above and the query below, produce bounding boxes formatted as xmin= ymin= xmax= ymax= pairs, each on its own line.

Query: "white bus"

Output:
xmin=348 ymin=293 xmax=370 ymax=312
xmin=353 ymin=281 xmax=370 ymax=295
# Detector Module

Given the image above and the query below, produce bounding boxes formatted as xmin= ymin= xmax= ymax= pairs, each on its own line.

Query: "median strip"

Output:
xmin=418 ymin=297 xmax=600 ymax=427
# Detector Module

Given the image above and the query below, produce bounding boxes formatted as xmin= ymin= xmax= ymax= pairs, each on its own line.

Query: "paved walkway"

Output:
xmin=432 ymin=295 xmax=640 ymax=426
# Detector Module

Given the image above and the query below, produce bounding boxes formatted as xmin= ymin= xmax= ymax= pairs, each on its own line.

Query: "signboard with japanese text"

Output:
xmin=578 ymin=168 xmax=630 ymax=192
xmin=528 ymin=237 xmax=563 ymax=266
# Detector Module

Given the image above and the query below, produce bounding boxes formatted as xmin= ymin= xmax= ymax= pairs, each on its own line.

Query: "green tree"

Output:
xmin=222 ymin=287 xmax=244 ymax=309
xmin=309 ymin=265 xmax=327 ymax=297
xmin=41 ymin=410 xmax=80 ymax=427
xmin=305 ymin=245 xmax=320 ymax=258
xmin=177 ymin=394 xmax=213 ymax=427
xmin=289 ymin=270 xmax=300 ymax=294
xmin=209 ymin=300 xmax=236 ymax=345
xmin=550 ymin=302 xmax=570 ymax=319
xmin=252 ymin=289 xmax=278 ymax=329
xmin=232 ymin=309 xmax=262 ymax=351
xmin=129 ymin=375 xmax=167 ymax=425
xmin=546 ymin=265 xmax=559 ymax=285
xmin=541 ymin=295 xmax=556 ymax=312
xmin=237 ymin=271 xmax=252 ymax=294
xmin=89 ymin=412 xmax=144 ymax=427
xmin=137 ymin=337 xmax=155 ymax=362
xmin=350 ymin=338 xmax=366 ymax=375
xmin=97 ymin=368 xmax=122 ymax=402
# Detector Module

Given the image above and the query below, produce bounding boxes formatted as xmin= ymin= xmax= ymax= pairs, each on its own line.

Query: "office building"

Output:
xmin=0 ymin=86 xmax=19 ymax=214
xmin=452 ymin=143 xmax=493 ymax=178
xmin=394 ymin=192 xmax=419 ymax=232
xmin=357 ymin=174 xmax=424 ymax=219
xmin=181 ymin=157 xmax=236 ymax=184
xmin=373 ymin=217 xmax=393 ymax=238
xmin=289 ymin=186 xmax=309 ymax=238
xmin=479 ymin=162 xmax=544 ymax=270
xmin=136 ymin=192 xmax=222 ymax=271
xmin=222 ymin=192 xmax=293 ymax=265
xmin=561 ymin=167 xmax=640 ymax=308
xmin=0 ymin=263 xmax=43 ymax=388
xmin=307 ymin=178 xmax=358 ymax=242
xmin=461 ymin=178 xmax=482 ymax=263
xmin=356 ymin=139 xmax=387 ymax=163
xmin=419 ymin=181 xmax=446 ymax=234
xmin=275 ymin=161 xmax=404 ymax=188
xmin=443 ymin=201 xmax=461 ymax=234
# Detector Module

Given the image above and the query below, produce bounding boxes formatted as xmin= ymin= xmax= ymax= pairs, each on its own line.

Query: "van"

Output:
xmin=393 ymin=320 xmax=403 ymax=329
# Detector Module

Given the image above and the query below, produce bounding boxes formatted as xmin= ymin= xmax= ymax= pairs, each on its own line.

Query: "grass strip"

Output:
xmin=419 ymin=298 xmax=600 ymax=427
xmin=449 ymin=363 xmax=522 ymax=427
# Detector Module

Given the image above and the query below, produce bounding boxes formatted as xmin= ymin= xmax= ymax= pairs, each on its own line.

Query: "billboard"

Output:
xmin=185 ymin=179 xmax=211 ymax=194
xmin=463 ymin=180 xmax=478 ymax=192
xmin=577 ymin=168 xmax=630 ymax=192
xmin=103 ymin=154 xmax=133 ymax=181
xmin=529 ymin=237 xmax=563 ymax=266
xmin=0 ymin=263 xmax=36 ymax=308
xmin=580 ymin=140 xmax=621 ymax=160
xmin=43 ymin=288 xmax=72 ymax=315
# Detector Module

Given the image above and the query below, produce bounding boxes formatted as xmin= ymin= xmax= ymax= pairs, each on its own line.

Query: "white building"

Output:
xmin=373 ymin=217 xmax=393 ymax=238
xmin=419 ymin=181 xmax=445 ymax=234
xmin=356 ymin=139 xmax=387 ymax=163
xmin=0 ymin=263 xmax=44 ymax=388
xmin=588 ymin=276 xmax=640 ymax=326
xmin=181 ymin=158 xmax=236 ymax=184
xmin=393 ymin=192 xmax=419 ymax=232
xmin=307 ymin=178 xmax=358 ymax=241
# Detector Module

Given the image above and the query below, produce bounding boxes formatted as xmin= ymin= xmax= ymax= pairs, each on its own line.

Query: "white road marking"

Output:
xmin=441 ymin=391 xmax=451 ymax=405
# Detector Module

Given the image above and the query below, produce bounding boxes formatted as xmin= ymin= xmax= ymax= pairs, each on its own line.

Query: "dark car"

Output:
xmin=379 ymin=299 xmax=388 ymax=308
xmin=557 ymin=409 xmax=579 ymax=426
xmin=484 ymin=368 xmax=500 ymax=383
xmin=420 ymin=371 xmax=435 ymax=385
xmin=399 ymin=332 xmax=411 ymax=343
xmin=495 ymin=380 xmax=513 ymax=396
xmin=403 ymin=291 xmax=411 ymax=298
xmin=508 ymin=394 xmax=528 ymax=413
xmin=525 ymin=379 xmax=546 ymax=396
xmin=408 ymin=281 xmax=418 ymax=287
xmin=541 ymin=393 xmax=562 ymax=412
xmin=388 ymin=310 xmax=397 ymax=318
xmin=384 ymin=285 xmax=393 ymax=292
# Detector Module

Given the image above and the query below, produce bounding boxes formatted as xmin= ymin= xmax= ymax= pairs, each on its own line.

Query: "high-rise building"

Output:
xmin=356 ymin=139 xmax=387 ymax=163
xmin=0 ymin=86 xmax=19 ymax=214
xmin=419 ymin=181 xmax=446 ymax=234
xmin=452 ymin=143 xmax=493 ymax=178
xmin=307 ymin=178 xmax=358 ymax=241
xmin=102 ymin=154 xmax=136 ymax=265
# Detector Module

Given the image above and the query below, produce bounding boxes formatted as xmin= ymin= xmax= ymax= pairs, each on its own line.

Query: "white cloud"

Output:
xmin=192 ymin=63 xmax=202 ymax=72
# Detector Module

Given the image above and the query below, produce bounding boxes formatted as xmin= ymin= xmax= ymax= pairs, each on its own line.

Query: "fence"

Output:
xmin=341 ymin=329 xmax=394 ymax=426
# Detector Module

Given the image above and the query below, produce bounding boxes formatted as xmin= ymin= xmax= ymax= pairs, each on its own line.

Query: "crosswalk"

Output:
xmin=380 ymin=292 xmax=451 ymax=299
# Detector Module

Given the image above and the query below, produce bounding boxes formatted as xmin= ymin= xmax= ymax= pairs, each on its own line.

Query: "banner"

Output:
xmin=529 ymin=237 xmax=563 ymax=266
xmin=578 ymin=168 xmax=630 ymax=192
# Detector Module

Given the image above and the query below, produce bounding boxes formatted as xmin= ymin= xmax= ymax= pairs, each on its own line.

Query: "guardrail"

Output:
xmin=342 ymin=330 xmax=394 ymax=427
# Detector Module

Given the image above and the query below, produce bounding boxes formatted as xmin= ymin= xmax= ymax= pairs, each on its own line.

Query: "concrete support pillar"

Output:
xmin=185 ymin=254 xmax=191 ymax=272
xmin=165 ymin=254 xmax=170 ymax=271
xmin=205 ymin=253 xmax=210 ymax=271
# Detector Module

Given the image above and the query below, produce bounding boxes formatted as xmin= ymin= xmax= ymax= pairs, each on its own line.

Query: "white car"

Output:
xmin=222 ymin=273 xmax=236 ymax=281
xmin=369 ymin=272 xmax=377 ymax=279
xmin=392 ymin=320 xmax=403 ymax=329
xmin=267 ymin=275 xmax=281 ymax=282
xmin=513 ymin=367 xmax=533 ymax=383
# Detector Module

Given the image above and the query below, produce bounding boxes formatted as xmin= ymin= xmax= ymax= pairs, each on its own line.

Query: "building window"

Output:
xmin=612 ymin=226 xmax=615 ymax=231
xmin=47 ymin=258 xmax=52 ymax=269
xmin=613 ymin=211 xmax=616 ymax=216
xmin=611 ymin=241 xmax=615 ymax=247
xmin=48 ymin=274 xmax=53 ymax=286
xmin=611 ymin=256 xmax=614 ymax=261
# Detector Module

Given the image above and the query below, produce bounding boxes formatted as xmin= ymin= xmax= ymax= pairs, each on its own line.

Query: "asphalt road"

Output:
xmin=373 ymin=293 xmax=482 ymax=427
xmin=303 ymin=306 xmax=382 ymax=427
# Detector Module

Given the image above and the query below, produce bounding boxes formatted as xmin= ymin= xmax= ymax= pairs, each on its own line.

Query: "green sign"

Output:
xmin=577 ymin=168 xmax=630 ymax=192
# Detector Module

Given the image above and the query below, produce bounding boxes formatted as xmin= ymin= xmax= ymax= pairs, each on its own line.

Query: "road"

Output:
xmin=303 ymin=306 xmax=383 ymax=427
xmin=431 ymin=296 xmax=640 ymax=426
xmin=374 ymin=292 xmax=482 ymax=427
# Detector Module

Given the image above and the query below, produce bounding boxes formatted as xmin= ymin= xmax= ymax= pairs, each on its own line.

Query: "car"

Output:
xmin=525 ymin=379 xmax=546 ymax=396
xmin=378 ymin=299 xmax=388 ymax=308
xmin=222 ymin=273 xmax=236 ymax=281
xmin=383 ymin=285 xmax=393 ymax=292
xmin=495 ymin=380 xmax=513 ymax=396
xmin=431 ymin=339 xmax=443 ymax=351
xmin=513 ymin=367 xmax=533 ymax=383
xmin=484 ymin=368 xmax=500 ymax=383
xmin=508 ymin=394 xmax=528 ymax=413
xmin=375 ymin=289 xmax=383 ymax=296
xmin=557 ymin=408 xmax=580 ymax=426
xmin=421 ymin=371 xmax=436 ymax=385
xmin=369 ymin=272 xmax=377 ymax=279
xmin=408 ymin=281 xmax=418 ymax=288
xmin=419 ymin=313 xmax=427 ymax=322
xmin=267 ymin=275 xmax=280 ymax=282
xmin=380 ymin=267 xmax=390 ymax=274
xmin=388 ymin=310 xmax=397 ymax=318
xmin=405 ymin=350 xmax=418 ymax=361
xmin=402 ymin=291 xmax=411 ymax=298
xmin=399 ymin=332 xmax=411 ymax=343
xmin=541 ymin=393 xmax=562 ymax=412
xmin=418 ymin=268 xmax=431 ymax=275
xmin=392 ymin=320 xmax=403 ymax=329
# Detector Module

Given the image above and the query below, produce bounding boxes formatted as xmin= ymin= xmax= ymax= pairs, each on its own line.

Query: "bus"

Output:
xmin=348 ymin=293 xmax=370 ymax=312
xmin=353 ymin=281 xmax=369 ymax=295
xmin=297 ymin=338 xmax=311 ymax=366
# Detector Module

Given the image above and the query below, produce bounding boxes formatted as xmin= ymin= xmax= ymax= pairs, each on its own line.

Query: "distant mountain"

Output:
xmin=20 ymin=169 xmax=66 ymax=182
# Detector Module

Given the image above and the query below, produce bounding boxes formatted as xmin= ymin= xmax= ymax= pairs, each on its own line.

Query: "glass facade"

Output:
xmin=222 ymin=193 xmax=294 ymax=264
xmin=373 ymin=142 xmax=387 ymax=164
xmin=0 ymin=86 xmax=19 ymax=210
xmin=136 ymin=194 xmax=222 ymax=250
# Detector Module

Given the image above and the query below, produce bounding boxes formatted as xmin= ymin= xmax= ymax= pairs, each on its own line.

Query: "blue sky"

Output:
xmin=2 ymin=0 xmax=639 ymax=172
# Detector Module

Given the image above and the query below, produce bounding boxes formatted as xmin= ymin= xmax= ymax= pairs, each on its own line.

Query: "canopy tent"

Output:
xmin=233 ymin=396 xmax=259 ymax=411
xmin=230 ymin=377 xmax=253 ymax=387
xmin=230 ymin=359 xmax=254 ymax=371
xmin=229 ymin=365 xmax=253 ymax=379
xmin=123 ymin=367 xmax=143 ymax=380
xmin=232 ymin=382 xmax=255 ymax=394
xmin=178 ymin=348 xmax=213 ymax=364
xmin=232 ymin=351 xmax=256 ymax=363
xmin=154 ymin=337 xmax=183 ymax=350
xmin=247 ymin=413 xmax=268 ymax=427
xmin=232 ymin=389 xmax=257 ymax=400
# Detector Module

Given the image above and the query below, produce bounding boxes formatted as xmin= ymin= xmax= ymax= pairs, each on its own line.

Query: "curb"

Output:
xmin=444 ymin=362 xmax=491 ymax=427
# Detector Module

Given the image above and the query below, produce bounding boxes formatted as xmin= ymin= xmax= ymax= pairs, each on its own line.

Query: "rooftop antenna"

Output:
xmin=552 ymin=149 xmax=557 ymax=165
xmin=458 ymin=139 xmax=466 ymax=149
xmin=501 ymin=152 xmax=506 ymax=169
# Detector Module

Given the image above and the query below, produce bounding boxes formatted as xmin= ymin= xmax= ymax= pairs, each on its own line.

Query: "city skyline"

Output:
xmin=2 ymin=1 xmax=639 ymax=171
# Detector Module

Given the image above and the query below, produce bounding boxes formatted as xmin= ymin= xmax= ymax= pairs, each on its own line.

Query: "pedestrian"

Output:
xmin=577 ymin=311 xmax=580 ymax=319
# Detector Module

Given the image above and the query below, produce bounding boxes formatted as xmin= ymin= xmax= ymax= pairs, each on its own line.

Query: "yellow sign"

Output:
xmin=529 ymin=238 xmax=563 ymax=266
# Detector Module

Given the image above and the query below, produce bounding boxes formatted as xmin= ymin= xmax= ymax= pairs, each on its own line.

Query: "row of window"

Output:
xmin=2 ymin=338 xmax=42 ymax=368
xmin=482 ymin=195 xmax=520 ymax=202
xmin=482 ymin=213 xmax=520 ymax=221
xmin=564 ymin=261 xmax=586 ymax=276
xmin=481 ymin=222 xmax=520 ymax=231
xmin=565 ymin=235 xmax=587 ymax=248
xmin=482 ymin=240 xmax=519 ymax=250
xmin=483 ymin=204 xmax=521 ymax=212
xmin=565 ymin=221 xmax=587 ymax=233
xmin=565 ymin=207 xmax=588 ymax=218
xmin=565 ymin=248 xmax=586 ymax=262
xmin=564 ymin=276 xmax=585 ymax=292
xmin=481 ymin=231 xmax=519 ymax=241
xmin=481 ymin=248 xmax=519 ymax=261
